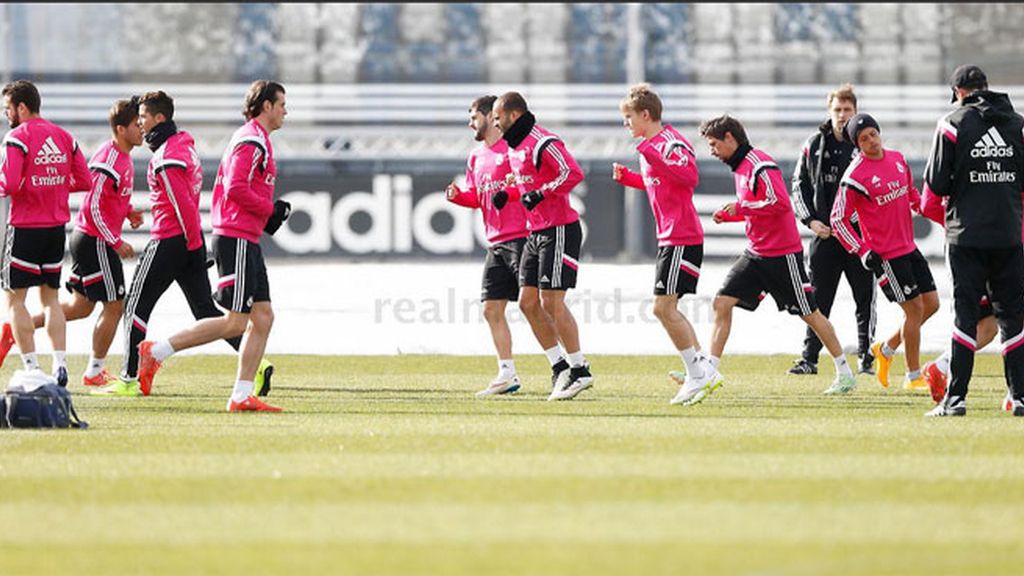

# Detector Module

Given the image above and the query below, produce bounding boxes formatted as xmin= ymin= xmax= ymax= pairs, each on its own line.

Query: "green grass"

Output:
xmin=1 ymin=353 xmax=1022 ymax=576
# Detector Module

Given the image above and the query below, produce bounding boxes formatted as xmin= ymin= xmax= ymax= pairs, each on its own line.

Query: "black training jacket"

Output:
xmin=924 ymin=90 xmax=1024 ymax=247
xmin=791 ymin=120 xmax=857 ymax=228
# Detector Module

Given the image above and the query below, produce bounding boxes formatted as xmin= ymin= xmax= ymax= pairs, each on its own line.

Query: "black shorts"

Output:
xmin=876 ymin=249 xmax=935 ymax=304
xmin=654 ymin=244 xmax=703 ymax=296
xmin=719 ymin=251 xmax=818 ymax=316
xmin=66 ymin=230 xmax=125 ymax=302
xmin=519 ymin=220 xmax=582 ymax=291
xmin=212 ymin=235 xmax=270 ymax=313
xmin=1 ymin=225 xmax=65 ymax=290
xmin=482 ymin=237 xmax=526 ymax=301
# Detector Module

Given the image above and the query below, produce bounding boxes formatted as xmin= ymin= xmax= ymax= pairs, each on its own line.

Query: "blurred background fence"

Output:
xmin=3 ymin=3 xmax=1023 ymax=261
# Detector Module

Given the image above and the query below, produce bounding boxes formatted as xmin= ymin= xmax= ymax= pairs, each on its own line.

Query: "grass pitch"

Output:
xmin=1 ymin=353 xmax=1022 ymax=576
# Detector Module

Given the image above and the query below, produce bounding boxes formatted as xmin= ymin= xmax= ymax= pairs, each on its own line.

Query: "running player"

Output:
xmin=493 ymin=91 xmax=592 ymax=401
xmin=611 ymin=83 xmax=718 ymax=405
xmin=700 ymin=114 xmax=857 ymax=398
xmin=137 ymin=80 xmax=289 ymax=412
xmin=98 ymin=90 xmax=273 ymax=397
xmin=446 ymin=95 xmax=532 ymax=397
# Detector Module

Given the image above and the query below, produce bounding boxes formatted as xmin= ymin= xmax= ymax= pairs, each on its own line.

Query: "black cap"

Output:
xmin=844 ymin=113 xmax=880 ymax=148
xmin=950 ymin=64 xmax=988 ymax=103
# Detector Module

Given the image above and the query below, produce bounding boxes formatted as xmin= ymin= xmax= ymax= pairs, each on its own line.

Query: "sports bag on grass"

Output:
xmin=3 ymin=382 xmax=88 ymax=429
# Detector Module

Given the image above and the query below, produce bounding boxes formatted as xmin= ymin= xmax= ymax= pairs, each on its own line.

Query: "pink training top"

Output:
xmin=0 ymin=117 xmax=90 ymax=227
xmin=448 ymin=138 xmax=529 ymax=245
xmin=505 ymin=123 xmax=583 ymax=231
xmin=212 ymin=119 xmax=277 ymax=243
xmin=615 ymin=124 xmax=703 ymax=246
xmin=75 ymin=139 xmax=135 ymax=250
xmin=730 ymin=147 xmax=803 ymax=257
xmin=147 ymin=131 xmax=204 ymax=251
xmin=831 ymin=149 xmax=921 ymax=261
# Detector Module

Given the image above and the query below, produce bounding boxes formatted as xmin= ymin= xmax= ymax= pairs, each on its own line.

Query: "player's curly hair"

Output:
xmin=620 ymin=83 xmax=662 ymax=121
xmin=243 ymin=80 xmax=285 ymax=121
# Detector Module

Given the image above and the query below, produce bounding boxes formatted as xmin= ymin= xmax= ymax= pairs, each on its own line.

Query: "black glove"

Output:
xmin=264 ymin=200 xmax=292 ymax=236
xmin=520 ymin=190 xmax=545 ymax=211
xmin=491 ymin=190 xmax=509 ymax=210
xmin=861 ymin=250 xmax=884 ymax=275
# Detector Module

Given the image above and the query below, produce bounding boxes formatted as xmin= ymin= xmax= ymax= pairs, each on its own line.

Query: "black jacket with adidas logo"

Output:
xmin=924 ymin=90 xmax=1024 ymax=247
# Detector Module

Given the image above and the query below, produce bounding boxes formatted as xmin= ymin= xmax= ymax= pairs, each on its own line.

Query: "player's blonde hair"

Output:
xmin=620 ymin=83 xmax=662 ymax=122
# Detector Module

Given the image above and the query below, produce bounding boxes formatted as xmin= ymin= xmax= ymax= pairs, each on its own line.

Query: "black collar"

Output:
xmin=502 ymin=111 xmax=536 ymax=148
xmin=145 ymin=120 xmax=178 ymax=152
xmin=726 ymin=144 xmax=752 ymax=172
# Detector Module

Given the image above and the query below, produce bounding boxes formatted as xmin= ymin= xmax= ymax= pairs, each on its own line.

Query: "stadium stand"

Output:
xmin=1 ymin=3 xmax=1022 ymax=161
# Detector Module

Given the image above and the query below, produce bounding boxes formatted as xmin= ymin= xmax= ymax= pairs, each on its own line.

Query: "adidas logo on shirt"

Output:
xmin=971 ymin=126 xmax=1014 ymax=158
xmin=34 ymin=136 xmax=66 ymax=165
xmin=656 ymin=280 xmax=665 ymax=289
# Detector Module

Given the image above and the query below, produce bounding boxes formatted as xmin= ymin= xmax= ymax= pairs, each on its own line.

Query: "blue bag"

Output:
xmin=3 ymin=383 xmax=88 ymax=429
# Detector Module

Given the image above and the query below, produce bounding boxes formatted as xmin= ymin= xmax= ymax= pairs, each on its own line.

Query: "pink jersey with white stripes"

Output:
xmin=75 ymin=139 xmax=134 ymax=250
xmin=147 ymin=131 xmax=204 ymax=251
xmin=505 ymin=124 xmax=583 ymax=231
xmin=615 ymin=124 xmax=703 ymax=246
xmin=0 ymin=117 xmax=90 ymax=227
xmin=212 ymin=119 xmax=276 ymax=243
xmin=448 ymin=139 xmax=529 ymax=245
xmin=831 ymin=149 xmax=921 ymax=261
xmin=732 ymin=148 xmax=803 ymax=257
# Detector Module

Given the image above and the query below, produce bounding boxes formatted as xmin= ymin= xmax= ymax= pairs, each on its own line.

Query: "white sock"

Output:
xmin=680 ymin=347 xmax=704 ymax=379
xmin=833 ymin=354 xmax=853 ymax=376
xmin=544 ymin=346 xmax=564 ymax=367
xmin=153 ymin=340 xmax=175 ymax=362
xmin=22 ymin=352 xmax=39 ymax=371
xmin=52 ymin=350 xmax=67 ymax=369
xmin=84 ymin=355 xmax=105 ymax=378
xmin=567 ymin=351 xmax=586 ymax=368
xmin=935 ymin=350 xmax=951 ymax=375
xmin=907 ymin=369 xmax=921 ymax=380
xmin=230 ymin=380 xmax=255 ymax=403
xmin=708 ymin=355 xmax=721 ymax=369
xmin=881 ymin=343 xmax=895 ymax=358
xmin=497 ymin=358 xmax=516 ymax=379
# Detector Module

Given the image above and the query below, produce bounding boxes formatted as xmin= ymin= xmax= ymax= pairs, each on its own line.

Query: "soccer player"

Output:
xmin=3 ymin=98 xmax=146 ymax=390
xmin=699 ymin=115 xmax=857 ymax=397
xmin=137 ymin=80 xmax=290 ymax=412
xmin=0 ymin=80 xmax=90 ymax=387
xmin=922 ymin=65 xmax=1024 ymax=417
xmin=492 ymin=91 xmax=593 ymax=401
xmin=789 ymin=84 xmax=877 ymax=377
xmin=446 ymin=95 xmax=532 ymax=397
xmin=611 ymin=83 xmax=719 ymax=406
xmin=830 ymin=113 xmax=940 ymax=392
xmin=97 ymin=90 xmax=272 ymax=397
